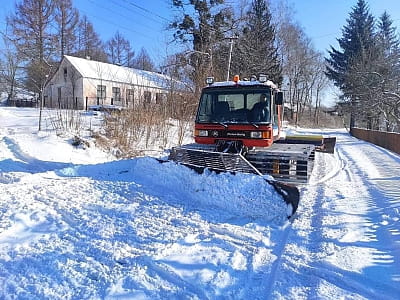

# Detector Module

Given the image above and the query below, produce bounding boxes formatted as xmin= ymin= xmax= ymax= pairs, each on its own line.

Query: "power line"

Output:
xmin=79 ymin=8 xmax=154 ymax=41
xmin=87 ymin=0 xmax=160 ymax=32
xmin=122 ymin=0 xmax=171 ymax=24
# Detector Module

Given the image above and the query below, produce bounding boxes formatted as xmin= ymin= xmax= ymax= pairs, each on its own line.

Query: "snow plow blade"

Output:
xmin=320 ymin=137 xmax=336 ymax=154
xmin=168 ymin=145 xmax=300 ymax=217
xmin=282 ymin=135 xmax=336 ymax=154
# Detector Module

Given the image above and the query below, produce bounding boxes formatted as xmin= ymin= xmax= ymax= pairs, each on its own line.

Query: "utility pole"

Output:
xmin=226 ymin=36 xmax=238 ymax=81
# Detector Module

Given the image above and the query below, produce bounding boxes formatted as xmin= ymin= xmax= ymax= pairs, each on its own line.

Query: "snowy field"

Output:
xmin=0 ymin=107 xmax=399 ymax=299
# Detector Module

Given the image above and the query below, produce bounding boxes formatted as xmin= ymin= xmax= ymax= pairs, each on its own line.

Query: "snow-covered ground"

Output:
xmin=0 ymin=107 xmax=399 ymax=299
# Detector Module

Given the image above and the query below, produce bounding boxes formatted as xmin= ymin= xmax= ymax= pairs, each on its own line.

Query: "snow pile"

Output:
xmin=0 ymin=107 xmax=288 ymax=299
xmin=1 ymin=108 xmax=399 ymax=299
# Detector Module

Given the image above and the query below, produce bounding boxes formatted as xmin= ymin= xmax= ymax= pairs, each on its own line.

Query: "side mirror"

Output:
xmin=275 ymin=91 xmax=283 ymax=105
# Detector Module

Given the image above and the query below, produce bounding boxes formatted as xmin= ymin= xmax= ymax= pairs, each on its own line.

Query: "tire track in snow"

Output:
xmin=264 ymin=132 xmax=364 ymax=298
xmin=263 ymin=140 xmax=339 ymax=298
xmin=265 ymin=137 xmax=344 ymax=298
xmin=269 ymin=131 xmax=400 ymax=299
xmin=0 ymin=136 xmax=71 ymax=174
xmin=309 ymin=145 xmax=345 ymax=186
xmin=264 ymin=221 xmax=293 ymax=299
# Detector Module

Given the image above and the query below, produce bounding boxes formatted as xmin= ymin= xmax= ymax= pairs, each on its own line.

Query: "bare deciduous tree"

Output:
xmin=54 ymin=0 xmax=79 ymax=59
xmin=105 ymin=31 xmax=135 ymax=67
xmin=8 ymin=0 xmax=56 ymax=95
xmin=0 ymin=34 xmax=23 ymax=101
xmin=132 ymin=47 xmax=155 ymax=72
xmin=75 ymin=16 xmax=107 ymax=62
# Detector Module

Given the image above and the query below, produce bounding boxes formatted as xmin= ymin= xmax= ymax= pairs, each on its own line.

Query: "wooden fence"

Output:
xmin=7 ymin=98 xmax=38 ymax=108
xmin=351 ymin=127 xmax=400 ymax=155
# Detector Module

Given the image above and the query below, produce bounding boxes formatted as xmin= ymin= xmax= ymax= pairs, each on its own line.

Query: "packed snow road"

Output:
xmin=0 ymin=107 xmax=399 ymax=299
xmin=270 ymin=129 xmax=400 ymax=299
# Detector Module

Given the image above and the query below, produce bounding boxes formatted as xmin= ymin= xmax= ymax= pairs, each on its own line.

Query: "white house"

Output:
xmin=44 ymin=55 xmax=185 ymax=109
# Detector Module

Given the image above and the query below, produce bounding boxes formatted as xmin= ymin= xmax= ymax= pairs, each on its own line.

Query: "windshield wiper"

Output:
xmin=218 ymin=122 xmax=228 ymax=128
xmin=250 ymin=123 xmax=259 ymax=128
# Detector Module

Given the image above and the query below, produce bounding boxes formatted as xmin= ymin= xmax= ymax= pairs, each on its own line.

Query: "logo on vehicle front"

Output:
xmin=212 ymin=131 xmax=219 ymax=137
xmin=227 ymin=132 xmax=246 ymax=137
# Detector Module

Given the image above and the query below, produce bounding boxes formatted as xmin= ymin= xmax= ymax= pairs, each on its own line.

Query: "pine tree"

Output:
xmin=231 ymin=0 xmax=282 ymax=84
xmin=170 ymin=0 xmax=233 ymax=95
xmin=325 ymin=0 xmax=377 ymax=127
xmin=376 ymin=11 xmax=400 ymax=130
xmin=377 ymin=12 xmax=400 ymax=80
xmin=326 ymin=0 xmax=376 ymax=93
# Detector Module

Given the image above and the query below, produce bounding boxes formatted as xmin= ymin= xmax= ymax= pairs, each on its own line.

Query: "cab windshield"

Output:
xmin=196 ymin=91 xmax=272 ymax=124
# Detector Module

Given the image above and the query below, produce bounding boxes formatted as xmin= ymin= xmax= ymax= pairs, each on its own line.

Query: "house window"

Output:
xmin=112 ymin=87 xmax=121 ymax=102
xmin=57 ymin=87 xmax=62 ymax=108
xmin=156 ymin=93 xmax=167 ymax=104
xmin=63 ymin=67 xmax=67 ymax=79
xmin=97 ymin=85 xmax=106 ymax=100
xmin=144 ymin=91 xmax=151 ymax=104
xmin=126 ymin=88 xmax=134 ymax=106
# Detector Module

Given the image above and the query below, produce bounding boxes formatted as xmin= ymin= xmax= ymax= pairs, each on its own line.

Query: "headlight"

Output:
xmin=205 ymin=77 xmax=214 ymax=85
xmin=198 ymin=130 xmax=208 ymax=137
xmin=259 ymin=74 xmax=267 ymax=83
xmin=250 ymin=131 xmax=262 ymax=138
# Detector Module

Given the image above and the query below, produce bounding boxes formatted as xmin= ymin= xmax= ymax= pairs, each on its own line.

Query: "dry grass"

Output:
xmin=99 ymin=92 xmax=197 ymax=158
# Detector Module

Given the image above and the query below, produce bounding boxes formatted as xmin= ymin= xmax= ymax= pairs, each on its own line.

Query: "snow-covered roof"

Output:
xmin=64 ymin=55 xmax=186 ymax=90
xmin=208 ymin=79 xmax=279 ymax=90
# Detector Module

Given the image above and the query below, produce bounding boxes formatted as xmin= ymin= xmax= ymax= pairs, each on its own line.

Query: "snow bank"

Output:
xmin=1 ymin=107 xmax=399 ymax=299
xmin=0 ymin=107 xmax=290 ymax=299
xmin=58 ymin=157 xmax=288 ymax=223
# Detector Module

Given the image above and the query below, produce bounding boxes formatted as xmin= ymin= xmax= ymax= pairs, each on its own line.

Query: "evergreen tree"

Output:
xmin=231 ymin=0 xmax=282 ymax=84
xmin=325 ymin=0 xmax=377 ymax=127
xmin=376 ymin=11 xmax=400 ymax=80
xmin=375 ymin=11 xmax=400 ymax=130
xmin=326 ymin=0 xmax=376 ymax=94
xmin=170 ymin=0 xmax=233 ymax=95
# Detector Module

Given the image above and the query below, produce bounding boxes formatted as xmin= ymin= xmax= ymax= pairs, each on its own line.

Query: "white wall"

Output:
xmin=45 ymin=58 xmax=170 ymax=109
xmin=83 ymin=78 xmax=169 ymax=107
xmin=44 ymin=59 xmax=84 ymax=109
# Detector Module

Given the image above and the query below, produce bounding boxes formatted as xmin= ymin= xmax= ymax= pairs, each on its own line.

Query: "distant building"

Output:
xmin=282 ymin=102 xmax=297 ymax=121
xmin=44 ymin=55 xmax=185 ymax=109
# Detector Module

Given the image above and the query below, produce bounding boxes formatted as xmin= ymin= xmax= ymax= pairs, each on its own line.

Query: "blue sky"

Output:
xmin=293 ymin=0 xmax=400 ymax=53
xmin=1 ymin=0 xmax=400 ymax=64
